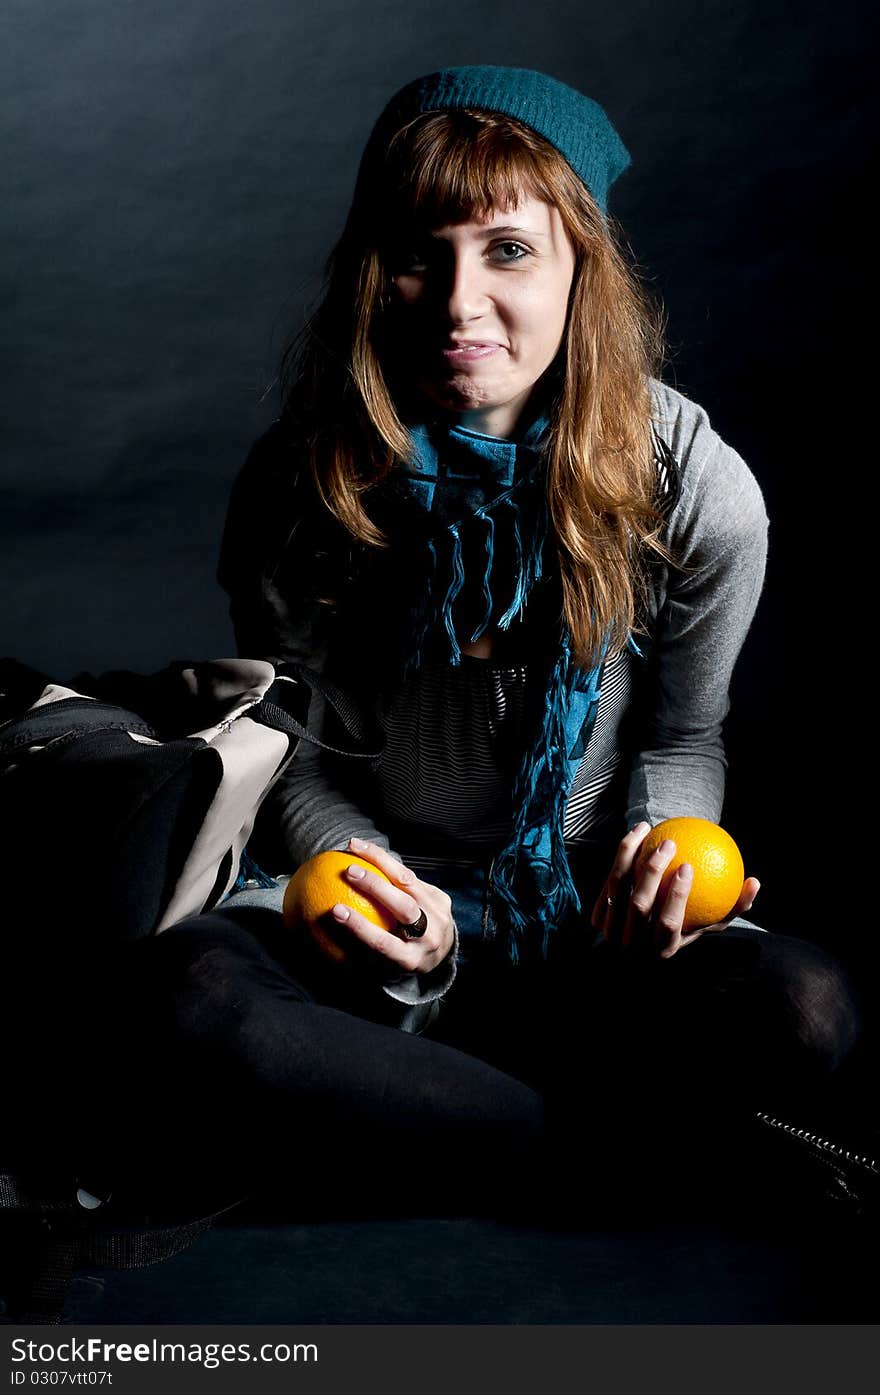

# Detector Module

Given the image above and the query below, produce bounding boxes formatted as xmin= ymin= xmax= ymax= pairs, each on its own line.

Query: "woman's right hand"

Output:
xmin=317 ymin=838 xmax=456 ymax=979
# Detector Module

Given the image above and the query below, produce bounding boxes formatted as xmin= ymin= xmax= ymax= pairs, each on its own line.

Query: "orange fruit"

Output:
xmin=635 ymin=817 xmax=745 ymax=933
xmin=282 ymin=850 xmax=398 ymax=940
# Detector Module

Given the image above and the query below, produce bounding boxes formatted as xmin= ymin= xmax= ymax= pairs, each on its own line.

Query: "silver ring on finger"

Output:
xmin=397 ymin=907 xmax=428 ymax=939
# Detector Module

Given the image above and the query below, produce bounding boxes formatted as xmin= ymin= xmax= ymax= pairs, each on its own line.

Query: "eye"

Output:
xmin=389 ymin=244 xmax=431 ymax=274
xmin=490 ymin=241 xmax=530 ymax=263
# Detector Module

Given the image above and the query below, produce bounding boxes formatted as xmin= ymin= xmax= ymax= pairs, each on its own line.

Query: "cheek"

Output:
xmin=393 ymin=283 xmax=421 ymax=308
xmin=548 ymin=276 xmax=574 ymax=345
xmin=389 ymin=277 xmax=425 ymax=310
xmin=516 ymin=291 xmax=569 ymax=360
xmin=520 ymin=268 xmax=569 ymax=313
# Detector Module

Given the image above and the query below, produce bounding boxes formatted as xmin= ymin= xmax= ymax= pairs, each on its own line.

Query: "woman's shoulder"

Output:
xmin=218 ymin=418 xmax=320 ymax=598
xmin=648 ymin=376 xmax=739 ymax=466
xmin=646 ymin=376 xmax=769 ymax=545
xmin=233 ymin=417 xmax=303 ymax=496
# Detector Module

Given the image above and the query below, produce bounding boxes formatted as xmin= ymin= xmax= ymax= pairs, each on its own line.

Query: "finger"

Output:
xmin=663 ymin=876 xmax=762 ymax=956
xmin=716 ymin=876 xmax=762 ymax=930
xmin=621 ymin=838 xmax=677 ymax=950
xmin=347 ymin=837 xmax=420 ymax=891
xmin=654 ymin=862 xmax=694 ymax=958
xmin=330 ymin=900 xmax=423 ymax=973
xmin=590 ymin=822 xmax=651 ymax=936
xmin=341 ymin=862 xmax=424 ymax=929
xmin=608 ymin=822 xmax=653 ymax=886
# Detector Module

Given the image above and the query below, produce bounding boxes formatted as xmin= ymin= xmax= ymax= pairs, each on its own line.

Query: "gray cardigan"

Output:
xmin=217 ymin=378 xmax=770 ymax=1028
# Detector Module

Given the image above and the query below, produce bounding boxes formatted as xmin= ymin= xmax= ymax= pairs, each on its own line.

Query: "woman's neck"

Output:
xmin=431 ymin=381 xmax=554 ymax=444
xmin=452 ymin=403 xmax=523 ymax=440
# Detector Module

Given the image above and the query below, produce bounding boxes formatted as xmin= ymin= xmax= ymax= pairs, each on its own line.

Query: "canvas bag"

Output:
xmin=0 ymin=655 xmax=384 ymax=946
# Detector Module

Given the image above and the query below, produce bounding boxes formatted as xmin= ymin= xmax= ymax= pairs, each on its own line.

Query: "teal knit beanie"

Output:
xmin=356 ymin=65 xmax=631 ymax=215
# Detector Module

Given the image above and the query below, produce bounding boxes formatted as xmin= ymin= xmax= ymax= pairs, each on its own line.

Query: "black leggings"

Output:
xmin=54 ymin=897 xmax=862 ymax=1221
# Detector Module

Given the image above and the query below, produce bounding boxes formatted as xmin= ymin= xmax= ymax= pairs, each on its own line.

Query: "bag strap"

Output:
xmin=0 ymin=664 xmax=385 ymax=764
xmin=0 ymin=700 xmax=157 ymax=759
xmin=253 ymin=662 xmax=384 ymax=760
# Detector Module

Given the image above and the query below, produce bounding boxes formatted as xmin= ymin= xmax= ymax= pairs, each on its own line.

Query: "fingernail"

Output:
xmin=349 ymin=837 xmax=365 ymax=849
xmin=332 ymin=904 xmax=350 ymax=919
xmin=659 ymin=839 xmax=675 ymax=855
xmin=677 ymin=864 xmax=693 ymax=880
xmin=631 ymin=821 xmax=649 ymax=833
xmin=346 ymin=865 xmax=366 ymax=879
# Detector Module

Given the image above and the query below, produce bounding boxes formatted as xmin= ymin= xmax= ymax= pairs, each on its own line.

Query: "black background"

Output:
xmin=1 ymin=2 xmax=872 ymax=973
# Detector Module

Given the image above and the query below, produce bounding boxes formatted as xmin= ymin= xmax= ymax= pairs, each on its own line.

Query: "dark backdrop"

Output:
xmin=1 ymin=2 xmax=871 ymax=972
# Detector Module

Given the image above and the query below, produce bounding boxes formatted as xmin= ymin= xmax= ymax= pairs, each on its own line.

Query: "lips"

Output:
xmin=440 ymin=342 xmax=503 ymax=363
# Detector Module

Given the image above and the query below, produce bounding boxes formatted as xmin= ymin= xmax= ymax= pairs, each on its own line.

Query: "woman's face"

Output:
xmin=385 ymin=190 xmax=577 ymax=439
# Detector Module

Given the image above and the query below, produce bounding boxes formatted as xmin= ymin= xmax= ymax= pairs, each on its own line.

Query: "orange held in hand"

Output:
xmin=282 ymin=850 xmax=399 ymax=936
xmin=635 ymin=817 xmax=745 ymax=933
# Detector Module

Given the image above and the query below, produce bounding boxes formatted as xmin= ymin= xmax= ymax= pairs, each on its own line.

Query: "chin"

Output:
xmin=417 ymin=373 xmax=511 ymax=413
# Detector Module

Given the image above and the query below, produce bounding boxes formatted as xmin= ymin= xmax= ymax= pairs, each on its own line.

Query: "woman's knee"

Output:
xmin=123 ymin=909 xmax=315 ymax=1051
xmin=759 ymin=932 xmax=862 ymax=1079
xmin=692 ymin=929 xmax=863 ymax=1086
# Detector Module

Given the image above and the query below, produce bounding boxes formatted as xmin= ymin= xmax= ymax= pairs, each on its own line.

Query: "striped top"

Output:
xmin=373 ymin=641 xmax=636 ymax=862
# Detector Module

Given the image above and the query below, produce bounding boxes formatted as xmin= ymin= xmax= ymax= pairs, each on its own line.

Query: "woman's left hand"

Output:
xmin=325 ymin=837 xmax=455 ymax=976
xmin=590 ymin=822 xmax=761 ymax=959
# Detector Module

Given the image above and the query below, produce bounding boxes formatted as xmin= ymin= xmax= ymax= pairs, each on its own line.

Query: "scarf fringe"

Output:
xmin=403 ymin=474 xmax=550 ymax=671
xmin=231 ymin=847 xmax=278 ymax=893
xmin=489 ymin=634 xmax=585 ymax=963
xmin=469 ymin=508 xmax=495 ymax=643
xmin=532 ymin=486 xmax=548 ymax=585
xmin=441 ymin=524 xmax=466 ymax=664
xmin=566 ymin=635 xmax=609 ymax=761
xmin=497 ymin=497 xmax=525 ymax=629
xmin=489 ymin=626 xmax=610 ymax=962
xmin=497 ymin=487 xmax=548 ymax=630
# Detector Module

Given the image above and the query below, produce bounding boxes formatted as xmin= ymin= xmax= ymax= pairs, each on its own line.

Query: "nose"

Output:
xmin=443 ymin=246 xmax=490 ymax=324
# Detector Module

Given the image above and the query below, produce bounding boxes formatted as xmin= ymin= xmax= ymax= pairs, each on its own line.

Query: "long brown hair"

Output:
xmin=279 ymin=107 xmax=678 ymax=668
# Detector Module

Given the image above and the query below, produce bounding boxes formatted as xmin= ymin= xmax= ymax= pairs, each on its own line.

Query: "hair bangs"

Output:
xmin=379 ymin=110 xmax=561 ymax=235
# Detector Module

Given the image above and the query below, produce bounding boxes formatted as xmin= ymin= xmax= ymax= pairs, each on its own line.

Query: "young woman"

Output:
xmin=119 ymin=67 xmax=861 ymax=1217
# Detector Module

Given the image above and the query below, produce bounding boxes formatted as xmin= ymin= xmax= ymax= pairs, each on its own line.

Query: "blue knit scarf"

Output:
xmin=386 ymin=403 xmax=646 ymax=964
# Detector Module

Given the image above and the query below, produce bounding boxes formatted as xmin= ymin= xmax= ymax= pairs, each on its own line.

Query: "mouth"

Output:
xmin=439 ymin=343 xmax=503 ymax=364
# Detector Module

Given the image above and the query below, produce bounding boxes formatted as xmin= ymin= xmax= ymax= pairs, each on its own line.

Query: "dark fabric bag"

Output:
xmin=0 ymin=655 xmax=384 ymax=948
xmin=0 ymin=652 xmax=375 ymax=1301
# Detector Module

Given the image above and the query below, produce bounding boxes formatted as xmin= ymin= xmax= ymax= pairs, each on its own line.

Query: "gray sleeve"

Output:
xmin=626 ymin=392 xmax=770 ymax=831
xmin=264 ymin=697 xmax=458 ymax=1026
xmin=266 ymin=684 xmax=398 ymax=867
xmin=378 ymin=916 xmax=461 ymax=1032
